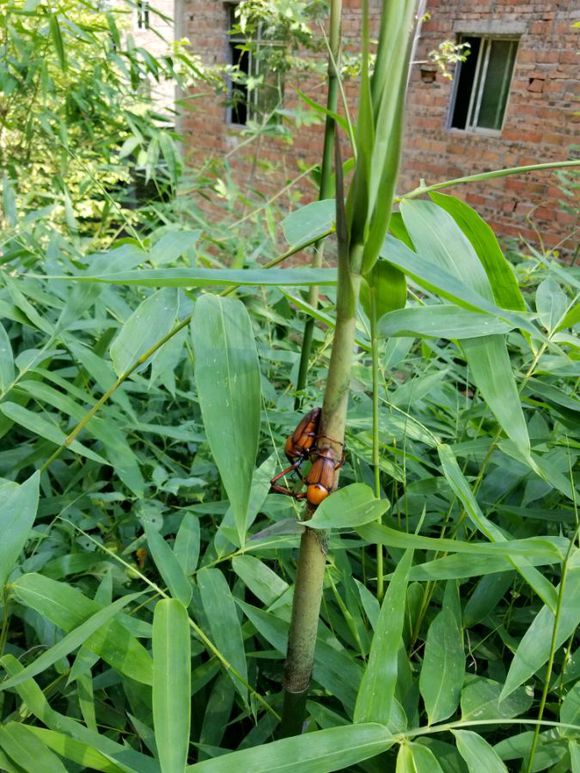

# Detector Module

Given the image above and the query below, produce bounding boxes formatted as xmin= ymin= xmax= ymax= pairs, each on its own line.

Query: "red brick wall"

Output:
xmin=180 ymin=0 xmax=578 ymax=254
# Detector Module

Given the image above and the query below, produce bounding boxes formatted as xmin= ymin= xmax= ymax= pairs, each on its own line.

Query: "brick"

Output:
xmin=180 ymin=0 xmax=577 ymax=256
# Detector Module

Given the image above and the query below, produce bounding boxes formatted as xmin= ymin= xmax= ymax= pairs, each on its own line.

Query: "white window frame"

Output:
xmin=448 ymin=35 xmax=519 ymax=136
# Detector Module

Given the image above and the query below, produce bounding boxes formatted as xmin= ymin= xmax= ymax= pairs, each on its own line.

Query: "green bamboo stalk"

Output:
xmin=280 ymin=0 xmax=418 ymax=735
xmin=370 ymin=308 xmax=383 ymax=600
xmin=294 ymin=0 xmax=342 ymax=407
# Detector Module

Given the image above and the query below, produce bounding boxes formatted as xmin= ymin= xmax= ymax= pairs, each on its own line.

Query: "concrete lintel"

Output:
xmin=452 ymin=20 xmax=527 ymax=36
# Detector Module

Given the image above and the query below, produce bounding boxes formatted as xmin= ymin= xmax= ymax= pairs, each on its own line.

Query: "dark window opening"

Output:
xmin=450 ymin=35 xmax=518 ymax=132
xmin=137 ymin=0 xmax=150 ymax=29
xmin=226 ymin=4 xmax=284 ymax=126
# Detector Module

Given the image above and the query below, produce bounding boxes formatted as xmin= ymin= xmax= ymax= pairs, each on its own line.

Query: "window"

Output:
xmin=137 ymin=0 xmax=150 ymax=30
xmin=449 ymin=36 xmax=518 ymax=133
xmin=226 ymin=5 xmax=284 ymax=126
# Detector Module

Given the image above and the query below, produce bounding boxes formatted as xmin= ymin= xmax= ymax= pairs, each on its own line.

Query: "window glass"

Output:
xmin=450 ymin=35 xmax=518 ymax=132
xmin=477 ymin=39 xmax=518 ymax=130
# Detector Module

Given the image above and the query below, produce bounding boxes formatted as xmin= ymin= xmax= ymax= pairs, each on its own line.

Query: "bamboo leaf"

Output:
xmin=501 ymin=554 xmax=580 ymax=700
xmin=380 ymin=235 xmax=525 ymax=322
xmin=400 ymin=200 xmax=492 ymax=299
xmin=461 ymin=676 xmax=532 ymax=721
xmin=308 ymin=484 xmax=390 ymax=530
xmin=358 ymin=521 xmax=563 ymax=562
xmin=1 ymin=655 xmax=155 ymax=773
xmin=398 ymin=200 xmax=530 ymax=454
xmin=174 ymin=513 xmax=201 ymax=575
xmin=0 ymin=722 xmax=67 ymax=773
xmin=536 ymin=277 xmax=570 ymax=332
xmin=453 ymin=730 xmax=507 ymax=772
xmin=378 ymin=305 xmax=513 ymax=339
xmin=110 ymin=287 xmax=179 ymax=376
xmin=396 ymin=742 xmax=444 ymax=773
xmin=438 ymin=444 xmax=557 ymax=611
xmin=48 ymin=12 xmax=67 ymax=70
xmin=0 ymin=402 xmax=107 ymax=464
xmin=0 ymin=321 xmax=15 ymax=391
xmin=561 ymin=682 xmax=580 ymax=726
xmin=354 ymin=549 xmax=413 ymax=725
xmin=231 ymin=556 xmax=288 ymax=607
xmin=419 ymin=581 xmax=465 ymax=724
xmin=282 ymin=199 xmax=336 ymax=246
xmin=192 ymin=296 xmax=260 ymax=544
xmin=197 ymin=568 xmax=248 ymax=704
xmin=462 ymin=335 xmax=530 ymax=455
xmin=360 ymin=259 xmax=406 ymax=322
xmin=0 ymin=471 xmax=39 ymax=588
xmin=186 ymin=724 xmax=393 ymax=772
xmin=10 ymin=574 xmax=153 ymax=685
xmin=153 ymin=599 xmax=191 ymax=773
xmin=25 ymin=727 xmax=125 ymax=773
xmin=0 ymin=592 xmax=143 ymax=691
xmin=43 ymin=268 xmax=338 ymax=287
xmin=144 ymin=521 xmax=193 ymax=606
xmin=429 ymin=192 xmax=525 ymax=311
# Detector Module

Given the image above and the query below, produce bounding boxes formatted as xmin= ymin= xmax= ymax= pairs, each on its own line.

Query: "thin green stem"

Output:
xmin=294 ymin=0 xmax=342 ymax=405
xmin=526 ymin=528 xmax=579 ymax=773
xmin=400 ymin=159 xmax=580 ymax=200
xmin=397 ymin=717 xmax=580 ymax=741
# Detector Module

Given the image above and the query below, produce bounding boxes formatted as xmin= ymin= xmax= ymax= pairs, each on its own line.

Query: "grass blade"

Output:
xmin=354 ymin=549 xmax=413 ymax=725
xmin=0 ymin=472 xmax=39 ymax=588
xmin=153 ymin=599 xmax=191 ymax=773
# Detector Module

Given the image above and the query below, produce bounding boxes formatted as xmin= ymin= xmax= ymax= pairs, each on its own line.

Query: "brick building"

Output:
xmin=178 ymin=0 xmax=578 ymax=254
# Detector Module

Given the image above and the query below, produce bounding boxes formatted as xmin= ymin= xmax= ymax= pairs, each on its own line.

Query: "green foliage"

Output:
xmin=0 ymin=0 xmax=205 ymax=241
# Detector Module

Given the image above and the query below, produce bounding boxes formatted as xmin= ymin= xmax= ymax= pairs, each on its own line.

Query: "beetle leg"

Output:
xmin=270 ymin=460 xmax=302 ymax=487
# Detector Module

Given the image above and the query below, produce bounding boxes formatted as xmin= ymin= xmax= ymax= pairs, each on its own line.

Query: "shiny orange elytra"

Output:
xmin=305 ymin=483 xmax=329 ymax=506
xmin=283 ymin=407 xmax=321 ymax=463
xmin=304 ymin=447 xmax=340 ymax=506
xmin=270 ymin=408 xmax=345 ymax=508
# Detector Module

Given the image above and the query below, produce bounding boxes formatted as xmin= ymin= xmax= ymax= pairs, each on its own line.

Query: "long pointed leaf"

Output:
xmin=153 ymin=599 xmax=191 ymax=773
xmin=354 ymin=549 xmax=413 ymax=725
xmin=192 ymin=296 xmax=260 ymax=544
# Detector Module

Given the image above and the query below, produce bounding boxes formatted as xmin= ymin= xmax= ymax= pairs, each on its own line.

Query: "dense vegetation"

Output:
xmin=0 ymin=1 xmax=578 ymax=772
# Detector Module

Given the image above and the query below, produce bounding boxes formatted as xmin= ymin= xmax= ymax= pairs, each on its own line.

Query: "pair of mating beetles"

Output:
xmin=270 ymin=408 xmax=345 ymax=507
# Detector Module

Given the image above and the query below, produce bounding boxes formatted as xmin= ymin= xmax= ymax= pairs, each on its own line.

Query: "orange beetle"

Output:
xmin=270 ymin=408 xmax=321 ymax=495
xmin=304 ymin=446 xmax=342 ymax=506
xmin=284 ymin=407 xmax=321 ymax=463
xmin=270 ymin=408 xmax=344 ymax=507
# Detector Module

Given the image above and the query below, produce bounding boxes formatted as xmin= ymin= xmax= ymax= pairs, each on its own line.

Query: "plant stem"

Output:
xmin=370 ymin=309 xmax=383 ymax=600
xmin=280 ymin=239 xmax=362 ymax=734
xmin=525 ymin=530 xmax=578 ymax=773
xmin=400 ymin=159 xmax=580 ymax=200
xmin=294 ymin=0 xmax=342 ymax=407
